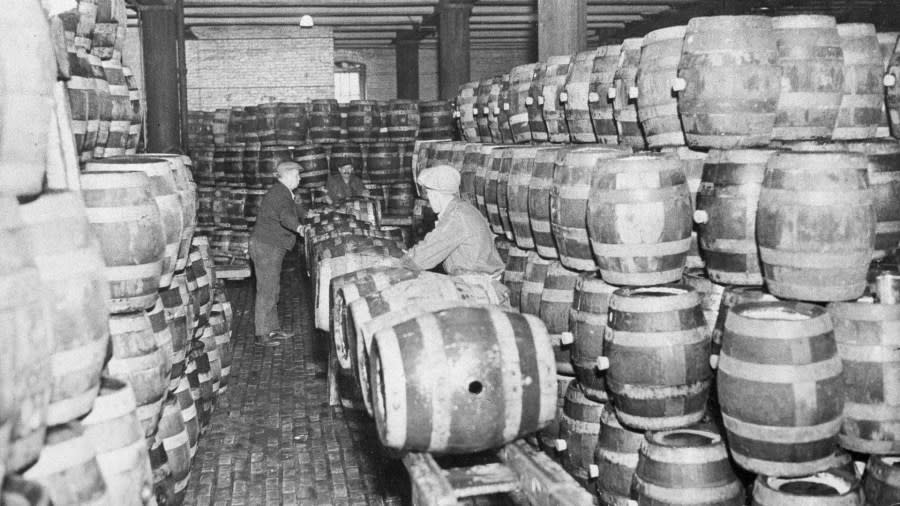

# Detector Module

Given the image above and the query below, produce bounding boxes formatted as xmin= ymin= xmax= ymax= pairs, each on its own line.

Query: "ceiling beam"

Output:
xmin=183 ymin=6 xmax=435 ymax=16
xmin=183 ymin=15 xmax=424 ymax=24
xmin=185 ymin=0 xmax=438 ymax=6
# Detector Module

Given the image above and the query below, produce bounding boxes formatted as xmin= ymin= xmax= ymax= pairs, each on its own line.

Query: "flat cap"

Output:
xmin=416 ymin=165 xmax=460 ymax=193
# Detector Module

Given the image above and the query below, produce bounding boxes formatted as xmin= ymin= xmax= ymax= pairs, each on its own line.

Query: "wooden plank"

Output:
xmin=215 ymin=265 xmax=251 ymax=279
xmin=498 ymin=441 xmax=595 ymax=506
xmin=445 ymin=463 xmax=519 ymax=499
xmin=403 ymin=452 xmax=459 ymax=506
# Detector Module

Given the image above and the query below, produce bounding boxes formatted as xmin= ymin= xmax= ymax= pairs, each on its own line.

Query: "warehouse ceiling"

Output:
xmin=132 ymin=0 xmax=899 ymax=49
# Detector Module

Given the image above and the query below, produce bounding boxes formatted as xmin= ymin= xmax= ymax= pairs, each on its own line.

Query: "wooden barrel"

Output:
xmin=81 ymin=377 xmax=153 ymax=506
xmin=19 ymin=191 xmax=109 ymax=428
xmin=828 ymin=301 xmax=900 ymax=454
xmin=496 ymin=74 xmax=514 ymax=144
xmin=105 ymin=311 xmax=170 ymax=437
xmin=223 ymin=142 xmax=246 ymax=187
xmin=85 ymin=156 xmax=183 ymax=288
xmin=187 ymin=351 xmax=216 ymax=429
xmin=67 ymin=54 xmax=94 ymax=157
xmin=483 ymin=148 xmax=509 ymax=236
xmin=506 ymin=146 xmax=539 ymax=250
xmin=604 ymin=285 xmax=710 ymax=431
xmin=241 ymin=142 xmax=261 ymax=187
xmin=509 ymin=63 xmax=537 ymax=143
xmin=418 ymin=100 xmax=454 ymax=140
xmin=772 ymin=15 xmax=845 ymax=140
xmin=633 ymin=427 xmax=745 ymax=505
xmin=527 ymin=62 xmax=550 ymax=142
xmin=457 ymin=81 xmax=480 ymax=142
xmin=495 ymin=236 xmax=513 ymax=264
xmin=243 ymin=188 xmax=267 ymax=229
xmin=256 ymin=102 xmax=277 ymax=144
xmin=475 ymin=77 xmax=494 ymax=143
xmin=197 ymin=325 xmax=222 ymax=390
xmin=293 ymin=144 xmax=329 ymax=189
xmin=456 ymin=143 xmax=478 ymax=205
xmin=174 ymin=376 xmax=200 ymax=459
xmin=189 ymin=241 xmax=212 ymax=322
xmin=364 ymin=142 xmax=402 ymax=184
xmin=677 ymin=16 xmax=780 ymax=148
xmin=710 ymin=286 xmax=777 ymax=360
xmin=159 ymin=274 xmax=190 ymax=387
xmin=718 ymin=301 xmax=845 ymax=476
xmin=594 ymin=405 xmax=643 ymax=505
xmin=226 ymin=188 xmax=248 ymax=231
xmin=88 ymin=54 xmax=112 ymax=160
xmin=551 ymin=146 xmax=628 ymax=271
xmin=145 ymin=153 xmax=197 ymax=273
xmin=275 ymin=102 xmax=309 ymax=145
xmin=211 ymin=312 xmax=232 ymax=393
xmin=636 ymin=26 xmax=687 ymax=148
xmin=753 ymin=469 xmax=862 ymax=505
xmin=539 ymin=261 xmax=579 ymax=336
xmin=80 ymin=171 xmax=165 ymax=313
xmin=587 ymin=154 xmax=692 ymax=286
xmin=485 ymin=77 xmax=504 ymax=142
xmin=864 ymin=455 xmax=900 ymax=504
xmin=528 ymin=147 xmax=567 ymax=259
xmin=316 ymin=255 xmax=404 ymax=332
xmin=387 ymin=99 xmax=419 ymax=142
xmin=557 ymin=381 xmax=603 ymax=485
xmin=562 ymin=49 xmax=599 ymax=143
xmin=146 ymin=432 xmax=173 ymax=505
xmin=347 ymin=100 xmax=381 ymax=143
xmin=102 ymin=59 xmax=131 ymax=157
xmin=612 ymin=38 xmax=646 ymax=148
xmin=384 ymin=182 xmax=415 ymax=216
xmin=665 ymin=146 xmax=707 ymax=269
xmin=833 ymin=24 xmax=883 ymax=140
xmin=259 ymin=145 xmax=292 ymax=187
xmin=682 ymin=268 xmax=727 ymax=342
xmin=123 ymin=66 xmax=141 ymax=155
xmin=22 ymin=422 xmax=109 ymax=505
xmin=570 ymin=273 xmax=615 ymax=403
xmin=309 ymin=99 xmax=341 ymax=144
xmin=2 ymin=197 xmax=52 ymax=473
xmin=156 ymin=396 xmax=191 ymax=503
xmin=0 ymin=474 xmax=52 ymax=506
xmin=190 ymin=146 xmax=215 ymax=186
xmin=695 ymin=149 xmax=773 ymax=285
xmin=503 ymin=245 xmax=529 ymax=309
xmin=369 ymin=305 xmax=556 ymax=453
xmin=758 ymin=151 xmax=875 ymax=301
xmin=877 ymin=33 xmax=899 ymax=138
xmin=329 ymin=142 xmax=364 ymax=174
xmin=586 ymin=44 xmax=622 ymax=145
xmin=473 ymin=145 xmax=499 ymax=219
xmin=541 ymin=55 xmax=573 ymax=143
xmin=521 ymin=252 xmax=551 ymax=316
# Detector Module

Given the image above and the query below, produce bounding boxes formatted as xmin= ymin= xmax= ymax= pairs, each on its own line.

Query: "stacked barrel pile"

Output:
xmin=58 ymin=0 xmax=143 ymax=163
xmin=414 ymin=15 xmax=900 ymax=504
xmin=188 ymin=99 xmax=455 ymax=266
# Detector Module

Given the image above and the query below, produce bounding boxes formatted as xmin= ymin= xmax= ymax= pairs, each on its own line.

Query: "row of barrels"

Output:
xmin=458 ymin=16 xmax=900 ymax=149
xmin=57 ymin=0 xmax=128 ymax=65
xmin=416 ymin=138 xmax=900 ymax=303
xmin=188 ymin=98 xmax=454 ymax=148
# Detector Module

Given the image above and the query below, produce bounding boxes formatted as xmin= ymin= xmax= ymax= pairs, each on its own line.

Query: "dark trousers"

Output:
xmin=250 ymin=239 xmax=287 ymax=336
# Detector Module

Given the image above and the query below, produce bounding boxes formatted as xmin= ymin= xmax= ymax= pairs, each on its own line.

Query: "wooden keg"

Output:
xmin=495 ymin=236 xmax=513 ymax=264
xmin=155 ymin=396 xmax=191 ymax=503
xmin=496 ymin=74 xmax=514 ymax=144
xmin=329 ymin=142 xmax=364 ymax=174
xmin=275 ymin=102 xmax=309 ymax=145
xmin=509 ymin=63 xmax=538 ymax=143
xmin=718 ymin=301 xmax=845 ymax=476
xmin=2 ymin=197 xmax=52 ymax=473
xmin=556 ymin=381 xmax=604 ymax=485
xmin=474 ymin=145 xmax=499 ymax=218
xmin=562 ymin=49 xmax=599 ymax=143
xmin=506 ymin=146 xmax=539 ymax=250
xmin=594 ymin=405 xmax=643 ymax=505
xmin=19 ymin=191 xmax=109 ymax=427
xmin=457 ymin=81 xmax=480 ymax=142
xmin=539 ymin=261 xmax=579 ymax=336
xmin=611 ymin=38 xmax=646 ymax=148
xmin=257 ymin=102 xmax=278 ymax=144
xmin=877 ymin=33 xmax=899 ymax=138
xmin=528 ymin=147 xmax=568 ymax=259
xmin=665 ymin=146 xmax=707 ymax=269
xmin=527 ymin=62 xmax=550 ymax=142
xmin=123 ymin=66 xmax=140 ymax=151
xmin=147 ymin=296 xmax=179 ymax=394
xmin=88 ymin=54 xmax=112 ymax=160
xmin=521 ymin=252 xmax=552 ymax=316
xmin=587 ymin=154 xmax=692 ymax=286
xmin=636 ymin=26 xmax=687 ymax=148
xmin=212 ymin=108 xmax=230 ymax=145
xmin=293 ymin=143 xmax=329 ymax=188
xmin=633 ymin=427 xmax=745 ymax=506
xmin=456 ymin=143 xmax=479 ymax=205
xmin=695 ymin=149 xmax=773 ymax=285
xmin=81 ymin=377 xmax=153 ymax=506
xmin=309 ymin=99 xmax=341 ymax=144
xmin=105 ymin=311 xmax=170 ymax=437
xmin=243 ymin=188 xmax=267 ymax=229
xmin=240 ymin=142 xmax=261 ymax=187
xmin=828 ymin=301 xmax=900 ymax=454
xmin=22 ymin=422 xmax=109 ymax=505
xmin=347 ymin=100 xmax=381 ymax=143
xmin=364 ymin=142 xmax=402 ymax=184
xmin=87 ymin=156 xmax=183 ymax=287
xmin=226 ymin=188 xmax=248 ymax=231
xmin=101 ymin=59 xmax=131 ymax=157
xmin=223 ymin=142 xmax=246 ymax=187
xmin=541 ymin=55 xmax=573 ymax=144
xmin=503 ymin=245 xmax=529 ymax=309
xmin=187 ymin=351 xmax=216 ymax=429
xmin=833 ymin=24 xmax=883 ymax=140
xmin=384 ymin=182 xmax=415 ymax=216
xmin=587 ymin=44 xmax=622 ymax=145
xmin=475 ymin=77 xmax=495 ymax=143
xmin=682 ymin=268 xmax=727 ymax=340
xmin=570 ymin=273 xmax=615 ymax=403
xmin=339 ymin=102 xmax=351 ymax=142
xmin=485 ymin=77 xmax=504 ymax=142
xmin=551 ymin=146 xmax=628 ymax=271
xmin=160 ymin=274 xmax=190 ymax=386
xmin=79 ymin=171 xmax=164 ymax=313
xmin=142 ymin=153 xmax=197 ymax=273
xmin=259 ymin=145 xmax=292 ymax=187
xmin=483 ymin=148 xmax=507 ymax=235
xmin=211 ymin=311 xmax=232 ymax=393
xmin=146 ymin=433 xmax=173 ymax=505
xmin=710 ymin=286 xmax=777 ymax=360
xmin=67 ymin=53 xmax=93 ymax=156
xmin=677 ymin=16 xmax=781 ymax=148
xmin=753 ymin=469 xmax=863 ymax=506
xmin=189 ymin=239 xmax=212 ymax=322
xmin=369 ymin=305 xmax=556 ymax=453
xmin=418 ymin=100 xmax=454 ymax=140
xmin=603 ymin=285 xmax=711 ymax=431
xmin=174 ymin=376 xmax=200 ymax=459
xmin=387 ymin=100 xmax=419 ymax=142
xmin=190 ymin=146 xmax=215 ymax=186
xmin=197 ymin=324 xmax=223 ymax=390
xmin=0 ymin=474 xmax=52 ymax=506
xmin=757 ymin=151 xmax=875 ymax=301
xmin=772 ymin=15 xmax=845 ymax=140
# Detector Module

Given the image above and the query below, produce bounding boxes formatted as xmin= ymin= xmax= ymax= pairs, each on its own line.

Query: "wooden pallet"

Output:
xmin=403 ymin=441 xmax=595 ymax=506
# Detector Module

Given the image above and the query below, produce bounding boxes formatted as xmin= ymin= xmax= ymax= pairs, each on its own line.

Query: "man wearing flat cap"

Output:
xmin=324 ymin=163 xmax=368 ymax=205
xmin=401 ymin=164 xmax=504 ymax=276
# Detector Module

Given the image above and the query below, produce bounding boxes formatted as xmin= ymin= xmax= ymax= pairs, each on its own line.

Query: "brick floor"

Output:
xmin=184 ymin=252 xmax=409 ymax=506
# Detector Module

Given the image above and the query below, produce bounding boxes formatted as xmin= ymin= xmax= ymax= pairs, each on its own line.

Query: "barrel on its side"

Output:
xmin=753 ymin=469 xmax=863 ymax=505
xmin=23 ymin=422 xmax=109 ymax=505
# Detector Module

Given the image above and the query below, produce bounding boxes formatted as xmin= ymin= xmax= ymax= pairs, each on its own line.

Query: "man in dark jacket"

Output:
xmin=250 ymin=161 xmax=305 ymax=346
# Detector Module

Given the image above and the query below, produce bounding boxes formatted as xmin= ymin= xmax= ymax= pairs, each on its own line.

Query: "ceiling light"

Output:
xmin=300 ymin=15 xmax=314 ymax=28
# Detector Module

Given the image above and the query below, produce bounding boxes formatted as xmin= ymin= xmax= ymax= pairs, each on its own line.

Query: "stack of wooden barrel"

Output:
xmin=407 ymin=16 xmax=900 ymax=504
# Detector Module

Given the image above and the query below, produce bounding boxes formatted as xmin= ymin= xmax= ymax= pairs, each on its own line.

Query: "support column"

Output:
xmin=140 ymin=5 xmax=182 ymax=153
xmin=396 ymin=30 xmax=420 ymax=100
xmin=538 ymin=0 xmax=586 ymax=61
xmin=175 ymin=0 xmax=189 ymax=153
xmin=438 ymin=0 xmax=474 ymax=101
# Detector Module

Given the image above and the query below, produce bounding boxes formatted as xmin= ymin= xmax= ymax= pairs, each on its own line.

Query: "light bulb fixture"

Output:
xmin=299 ymin=14 xmax=314 ymax=28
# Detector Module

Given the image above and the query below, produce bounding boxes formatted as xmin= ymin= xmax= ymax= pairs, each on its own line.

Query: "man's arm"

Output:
xmin=403 ymin=215 xmax=464 ymax=270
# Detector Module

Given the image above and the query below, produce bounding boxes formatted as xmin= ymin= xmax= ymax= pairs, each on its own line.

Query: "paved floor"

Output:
xmin=184 ymin=252 xmax=410 ymax=506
